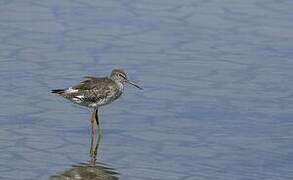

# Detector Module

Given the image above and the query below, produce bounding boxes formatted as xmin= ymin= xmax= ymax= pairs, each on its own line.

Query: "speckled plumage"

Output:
xmin=51 ymin=69 xmax=132 ymax=108
xmin=68 ymin=77 xmax=122 ymax=108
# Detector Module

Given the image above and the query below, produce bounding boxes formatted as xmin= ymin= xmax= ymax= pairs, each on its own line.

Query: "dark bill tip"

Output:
xmin=127 ymin=80 xmax=143 ymax=90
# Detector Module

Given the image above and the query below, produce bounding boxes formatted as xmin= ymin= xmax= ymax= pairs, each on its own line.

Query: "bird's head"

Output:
xmin=110 ymin=69 xmax=142 ymax=90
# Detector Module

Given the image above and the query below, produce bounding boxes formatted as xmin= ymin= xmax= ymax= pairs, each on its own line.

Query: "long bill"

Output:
xmin=127 ymin=80 xmax=143 ymax=90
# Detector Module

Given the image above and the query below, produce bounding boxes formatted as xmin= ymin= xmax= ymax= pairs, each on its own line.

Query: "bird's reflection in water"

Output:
xmin=50 ymin=132 xmax=119 ymax=180
xmin=50 ymin=162 xmax=119 ymax=180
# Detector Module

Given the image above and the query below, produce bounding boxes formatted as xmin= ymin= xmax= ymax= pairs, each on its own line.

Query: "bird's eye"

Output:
xmin=119 ymin=73 xmax=125 ymax=79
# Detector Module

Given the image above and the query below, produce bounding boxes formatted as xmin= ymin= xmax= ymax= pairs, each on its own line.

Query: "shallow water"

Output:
xmin=0 ymin=0 xmax=293 ymax=180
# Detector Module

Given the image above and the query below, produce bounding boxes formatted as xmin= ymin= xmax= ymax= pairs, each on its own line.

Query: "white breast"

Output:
xmin=116 ymin=82 xmax=124 ymax=92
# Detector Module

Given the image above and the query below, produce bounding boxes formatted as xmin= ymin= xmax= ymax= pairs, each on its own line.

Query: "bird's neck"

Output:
xmin=110 ymin=76 xmax=124 ymax=92
xmin=113 ymin=80 xmax=124 ymax=92
xmin=118 ymin=82 xmax=124 ymax=92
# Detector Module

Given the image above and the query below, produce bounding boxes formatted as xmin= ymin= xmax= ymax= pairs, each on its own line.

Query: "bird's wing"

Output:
xmin=72 ymin=76 xmax=104 ymax=90
xmin=68 ymin=77 xmax=117 ymax=103
xmin=82 ymin=76 xmax=99 ymax=81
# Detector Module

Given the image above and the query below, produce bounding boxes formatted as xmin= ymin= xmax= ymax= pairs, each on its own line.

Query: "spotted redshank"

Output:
xmin=51 ymin=69 xmax=142 ymax=155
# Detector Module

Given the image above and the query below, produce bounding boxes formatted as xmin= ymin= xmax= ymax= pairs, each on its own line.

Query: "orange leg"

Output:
xmin=89 ymin=111 xmax=95 ymax=156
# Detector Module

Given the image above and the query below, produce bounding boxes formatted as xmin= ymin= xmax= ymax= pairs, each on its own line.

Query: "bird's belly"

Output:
xmin=69 ymin=97 xmax=92 ymax=107
xmin=68 ymin=90 xmax=122 ymax=108
xmin=89 ymin=94 xmax=121 ymax=108
xmin=89 ymin=98 xmax=111 ymax=108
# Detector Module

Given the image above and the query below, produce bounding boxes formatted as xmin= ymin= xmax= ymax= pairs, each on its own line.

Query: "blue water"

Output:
xmin=0 ymin=0 xmax=293 ymax=179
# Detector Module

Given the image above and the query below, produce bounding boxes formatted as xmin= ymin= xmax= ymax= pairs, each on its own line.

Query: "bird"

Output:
xmin=51 ymin=69 xmax=142 ymax=155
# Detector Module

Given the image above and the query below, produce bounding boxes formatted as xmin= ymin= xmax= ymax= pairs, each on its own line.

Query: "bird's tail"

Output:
xmin=51 ymin=89 xmax=65 ymax=95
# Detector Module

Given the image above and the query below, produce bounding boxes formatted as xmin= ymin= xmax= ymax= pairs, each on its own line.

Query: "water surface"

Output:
xmin=0 ymin=0 xmax=293 ymax=180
